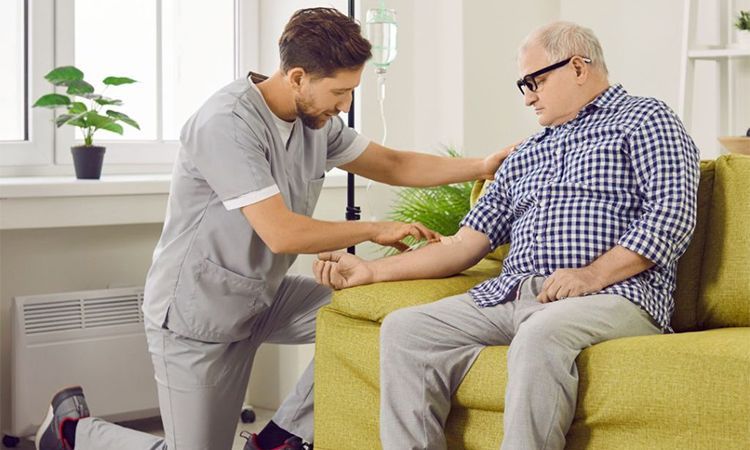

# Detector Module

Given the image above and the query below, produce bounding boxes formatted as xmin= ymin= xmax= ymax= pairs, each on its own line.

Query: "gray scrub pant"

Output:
xmin=379 ymin=276 xmax=661 ymax=450
xmin=74 ymin=275 xmax=332 ymax=450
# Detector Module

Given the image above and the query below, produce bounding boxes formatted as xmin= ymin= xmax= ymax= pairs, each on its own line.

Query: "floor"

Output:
xmin=8 ymin=407 xmax=276 ymax=450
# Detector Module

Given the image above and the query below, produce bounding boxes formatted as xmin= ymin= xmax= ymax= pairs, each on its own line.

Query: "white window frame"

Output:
xmin=1 ymin=0 xmax=259 ymax=176
xmin=0 ymin=0 xmax=55 ymax=170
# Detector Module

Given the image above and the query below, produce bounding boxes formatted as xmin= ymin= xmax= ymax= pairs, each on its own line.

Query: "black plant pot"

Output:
xmin=71 ymin=145 xmax=106 ymax=179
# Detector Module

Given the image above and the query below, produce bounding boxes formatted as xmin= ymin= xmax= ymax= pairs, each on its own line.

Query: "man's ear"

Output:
xmin=286 ymin=68 xmax=306 ymax=92
xmin=572 ymin=57 xmax=589 ymax=84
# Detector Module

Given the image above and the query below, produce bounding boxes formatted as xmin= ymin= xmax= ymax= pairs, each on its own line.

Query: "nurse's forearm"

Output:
xmin=270 ymin=216 xmax=380 ymax=254
xmin=243 ymin=194 xmax=439 ymax=254
xmin=389 ymin=151 xmax=487 ymax=187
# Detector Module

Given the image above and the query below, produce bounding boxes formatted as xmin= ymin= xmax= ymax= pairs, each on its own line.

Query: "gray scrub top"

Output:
xmin=143 ymin=72 xmax=369 ymax=343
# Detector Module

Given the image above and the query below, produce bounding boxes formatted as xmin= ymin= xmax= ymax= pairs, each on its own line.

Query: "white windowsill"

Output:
xmin=0 ymin=170 xmax=366 ymax=230
xmin=0 ymin=174 xmax=173 ymax=198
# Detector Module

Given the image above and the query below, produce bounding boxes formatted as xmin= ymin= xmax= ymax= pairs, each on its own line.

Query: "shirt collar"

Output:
xmin=588 ymin=83 xmax=627 ymax=111
xmin=530 ymin=84 xmax=628 ymax=137
xmin=558 ymin=84 xmax=628 ymax=128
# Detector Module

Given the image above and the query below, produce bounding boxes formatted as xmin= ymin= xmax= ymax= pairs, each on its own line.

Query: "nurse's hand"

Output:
xmin=314 ymin=252 xmax=374 ymax=289
xmin=480 ymin=140 xmax=520 ymax=180
xmin=372 ymin=221 xmax=440 ymax=252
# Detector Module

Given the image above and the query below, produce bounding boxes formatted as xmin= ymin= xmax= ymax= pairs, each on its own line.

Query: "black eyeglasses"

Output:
xmin=516 ymin=56 xmax=592 ymax=95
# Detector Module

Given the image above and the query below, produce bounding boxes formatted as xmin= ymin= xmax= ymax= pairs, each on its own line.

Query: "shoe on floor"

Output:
xmin=35 ymin=386 xmax=90 ymax=450
xmin=241 ymin=431 xmax=311 ymax=450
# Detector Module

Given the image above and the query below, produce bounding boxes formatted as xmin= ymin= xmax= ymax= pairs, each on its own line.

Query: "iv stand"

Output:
xmin=345 ymin=0 xmax=361 ymax=255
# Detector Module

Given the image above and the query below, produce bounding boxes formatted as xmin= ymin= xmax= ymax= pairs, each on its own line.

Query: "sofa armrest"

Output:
xmin=327 ymin=259 xmax=502 ymax=323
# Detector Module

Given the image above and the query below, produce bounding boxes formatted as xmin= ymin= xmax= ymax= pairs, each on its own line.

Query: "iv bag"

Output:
xmin=366 ymin=8 xmax=397 ymax=72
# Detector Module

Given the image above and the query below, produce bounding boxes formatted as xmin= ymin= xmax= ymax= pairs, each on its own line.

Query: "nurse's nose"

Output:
xmin=337 ymin=91 xmax=353 ymax=113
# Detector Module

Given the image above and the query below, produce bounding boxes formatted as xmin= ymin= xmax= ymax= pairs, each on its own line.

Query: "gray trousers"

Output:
xmin=75 ymin=275 xmax=332 ymax=450
xmin=379 ymin=276 xmax=661 ymax=450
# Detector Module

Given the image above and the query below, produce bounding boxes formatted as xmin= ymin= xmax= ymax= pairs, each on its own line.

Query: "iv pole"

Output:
xmin=345 ymin=0 xmax=361 ymax=255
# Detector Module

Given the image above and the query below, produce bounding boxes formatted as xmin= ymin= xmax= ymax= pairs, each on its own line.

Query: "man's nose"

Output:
xmin=337 ymin=92 xmax=353 ymax=113
xmin=524 ymin=89 xmax=538 ymax=107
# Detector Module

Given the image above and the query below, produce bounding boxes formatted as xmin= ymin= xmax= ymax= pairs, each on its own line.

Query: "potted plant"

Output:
xmin=735 ymin=10 xmax=750 ymax=47
xmin=384 ymin=147 xmax=473 ymax=255
xmin=32 ymin=66 xmax=139 ymax=179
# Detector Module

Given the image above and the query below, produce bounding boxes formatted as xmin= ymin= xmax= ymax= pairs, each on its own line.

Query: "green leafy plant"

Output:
xmin=384 ymin=147 xmax=474 ymax=255
xmin=736 ymin=10 xmax=750 ymax=31
xmin=32 ymin=66 xmax=140 ymax=146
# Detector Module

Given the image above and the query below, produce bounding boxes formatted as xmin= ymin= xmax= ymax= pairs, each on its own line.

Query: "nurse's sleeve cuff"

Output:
xmin=222 ymin=184 xmax=281 ymax=211
xmin=325 ymin=134 xmax=370 ymax=171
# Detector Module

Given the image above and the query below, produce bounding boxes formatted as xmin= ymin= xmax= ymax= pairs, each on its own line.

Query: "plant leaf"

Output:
xmin=95 ymin=96 xmax=123 ymax=106
xmin=55 ymin=114 xmax=74 ymax=127
xmin=56 ymin=110 xmax=88 ymax=128
xmin=103 ymin=76 xmax=137 ymax=86
xmin=32 ymin=93 xmax=71 ymax=108
xmin=106 ymin=110 xmax=140 ymax=129
xmin=67 ymin=112 xmax=89 ymax=127
xmin=86 ymin=111 xmax=124 ymax=135
xmin=69 ymin=102 xmax=88 ymax=114
xmin=44 ymin=66 xmax=84 ymax=86
xmin=65 ymin=79 xmax=95 ymax=95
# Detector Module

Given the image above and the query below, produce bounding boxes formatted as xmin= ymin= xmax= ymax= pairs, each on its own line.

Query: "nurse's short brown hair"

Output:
xmin=279 ymin=7 xmax=372 ymax=78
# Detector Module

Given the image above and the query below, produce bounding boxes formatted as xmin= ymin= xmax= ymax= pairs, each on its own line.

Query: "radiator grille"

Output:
xmin=21 ymin=289 xmax=144 ymax=335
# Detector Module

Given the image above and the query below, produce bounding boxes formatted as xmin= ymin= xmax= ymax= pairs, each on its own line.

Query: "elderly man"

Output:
xmin=314 ymin=21 xmax=700 ymax=449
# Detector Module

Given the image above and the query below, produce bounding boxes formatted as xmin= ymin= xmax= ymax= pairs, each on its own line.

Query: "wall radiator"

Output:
xmin=9 ymin=287 xmax=159 ymax=438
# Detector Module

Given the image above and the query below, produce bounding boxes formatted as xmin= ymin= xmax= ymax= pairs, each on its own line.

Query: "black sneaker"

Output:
xmin=35 ymin=386 xmax=90 ymax=450
xmin=240 ymin=431 xmax=312 ymax=450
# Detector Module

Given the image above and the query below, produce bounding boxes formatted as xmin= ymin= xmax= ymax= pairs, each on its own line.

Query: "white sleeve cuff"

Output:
xmin=326 ymin=134 xmax=371 ymax=171
xmin=222 ymin=184 xmax=281 ymax=210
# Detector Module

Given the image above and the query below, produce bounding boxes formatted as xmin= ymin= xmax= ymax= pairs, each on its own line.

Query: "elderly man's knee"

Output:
xmin=380 ymin=307 xmax=429 ymax=347
xmin=512 ymin=317 xmax=566 ymax=351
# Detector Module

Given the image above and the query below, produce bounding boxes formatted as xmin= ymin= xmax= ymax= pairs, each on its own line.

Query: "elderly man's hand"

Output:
xmin=480 ymin=140 xmax=521 ymax=180
xmin=314 ymin=251 xmax=375 ymax=290
xmin=537 ymin=267 xmax=607 ymax=303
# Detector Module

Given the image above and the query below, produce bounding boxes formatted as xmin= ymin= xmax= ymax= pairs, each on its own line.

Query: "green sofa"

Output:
xmin=313 ymin=155 xmax=750 ymax=449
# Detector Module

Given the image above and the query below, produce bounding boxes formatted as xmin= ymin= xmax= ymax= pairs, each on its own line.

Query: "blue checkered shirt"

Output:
xmin=461 ymin=85 xmax=700 ymax=332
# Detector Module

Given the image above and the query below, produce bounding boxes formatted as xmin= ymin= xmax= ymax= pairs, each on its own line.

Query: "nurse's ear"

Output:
xmin=286 ymin=68 xmax=306 ymax=93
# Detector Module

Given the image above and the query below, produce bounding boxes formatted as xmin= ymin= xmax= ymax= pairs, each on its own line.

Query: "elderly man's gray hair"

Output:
xmin=520 ymin=21 xmax=609 ymax=75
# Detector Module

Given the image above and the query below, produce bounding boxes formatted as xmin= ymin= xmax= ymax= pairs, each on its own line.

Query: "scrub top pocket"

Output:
xmin=187 ymin=258 xmax=268 ymax=341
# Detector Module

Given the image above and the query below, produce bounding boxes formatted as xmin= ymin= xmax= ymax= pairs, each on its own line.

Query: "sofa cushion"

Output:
xmin=698 ymin=155 xmax=750 ymax=328
xmin=671 ymin=160 xmax=715 ymax=331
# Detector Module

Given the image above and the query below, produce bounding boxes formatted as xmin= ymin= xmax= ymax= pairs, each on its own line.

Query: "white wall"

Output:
xmin=463 ymin=0 xmax=560 ymax=156
xmin=559 ymin=0 xmax=750 ymax=158
xmin=0 ymin=224 xmax=163 ymax=435
xmin=462 ymin=0 xmax=749 ymax=159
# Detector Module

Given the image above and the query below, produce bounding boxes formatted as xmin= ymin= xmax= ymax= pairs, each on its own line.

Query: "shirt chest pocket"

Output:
xmin=564 ymin=142 xmax=629 ymax=187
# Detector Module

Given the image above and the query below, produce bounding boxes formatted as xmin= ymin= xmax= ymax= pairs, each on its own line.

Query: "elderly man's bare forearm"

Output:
xmin=370 ymin=226 xmax=492 ymax=283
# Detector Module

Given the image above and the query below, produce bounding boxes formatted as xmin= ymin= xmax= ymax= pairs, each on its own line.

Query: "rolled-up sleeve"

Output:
xmin=617 ymin=105 xmax=700 ymax=268
xmin=460 ymin=171 xmax=514 ymax=251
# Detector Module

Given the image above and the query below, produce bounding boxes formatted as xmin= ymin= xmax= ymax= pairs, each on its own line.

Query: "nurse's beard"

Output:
xmin=295 ymin=97 xmax=330 ymax=130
